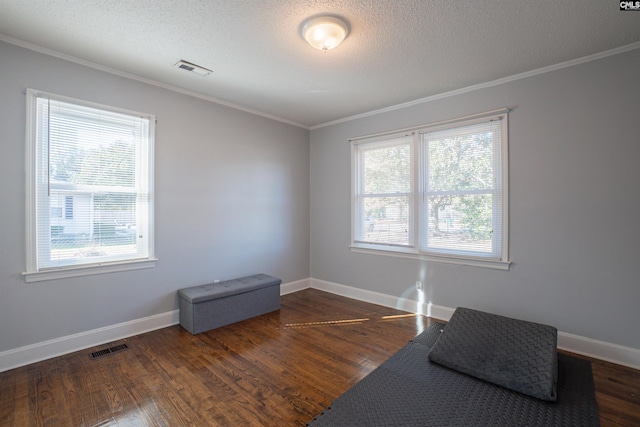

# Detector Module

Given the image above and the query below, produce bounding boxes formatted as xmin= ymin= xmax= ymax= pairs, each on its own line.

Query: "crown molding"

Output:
xmin=311 ymin=41 xmax=640 ymax=130
xmin=0 ymin=34 xmax=309 ymax=130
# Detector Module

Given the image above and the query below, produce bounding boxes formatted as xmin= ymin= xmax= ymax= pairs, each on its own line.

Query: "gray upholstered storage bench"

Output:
xmin=178 ymin=274 xmax=281 ymax=334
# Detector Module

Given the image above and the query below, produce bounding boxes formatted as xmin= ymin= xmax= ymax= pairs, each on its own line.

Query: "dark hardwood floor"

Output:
xmin=1 ymin=289 xmax=638 ymax=426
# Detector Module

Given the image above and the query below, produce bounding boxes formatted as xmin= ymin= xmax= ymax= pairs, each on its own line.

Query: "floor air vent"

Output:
xmin=90 ymin=343 xmax=129 ymax=359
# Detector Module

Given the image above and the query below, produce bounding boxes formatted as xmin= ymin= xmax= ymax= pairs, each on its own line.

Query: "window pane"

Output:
xmin=425 ymin=194 xmax=493 ymax=254
xmin=29 ymin=92 xmax=153 ymax=272
xmin=421 ymin=118 xmax=502 ymax=258
xmin=49 ymin=191 xmax=138 ymax=264
xmin=427 ymin=123 xmax=495 ymax=192
xmin=361 ymin=196 xmax=410 ymax=246
xmin=355 ymin=136 xmax=413 ymax=247
xmin=363 ymin=143 xmax=411 ymax=194
xmin=49 ymin=102 xmax=138 ymax=188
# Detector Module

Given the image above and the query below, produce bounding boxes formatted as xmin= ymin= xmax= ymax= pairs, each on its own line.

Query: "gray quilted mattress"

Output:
xmin=307 ymin=322 xmax=600 ymax=426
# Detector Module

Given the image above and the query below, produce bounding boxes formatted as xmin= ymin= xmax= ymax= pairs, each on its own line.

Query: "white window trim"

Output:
xmin=23 ymin=89 xmax=156 ymax=282
xmin=22 ymin=259 xmax=157 ymax=283
xmin=350 ymin=108 xmax=510 ymax=270
xmin=349 ymin=245 xmax=510 ymax=270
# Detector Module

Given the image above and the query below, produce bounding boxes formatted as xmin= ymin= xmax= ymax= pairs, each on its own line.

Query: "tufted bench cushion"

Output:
xmin=178 ymin=274 xmax=281 ymax=334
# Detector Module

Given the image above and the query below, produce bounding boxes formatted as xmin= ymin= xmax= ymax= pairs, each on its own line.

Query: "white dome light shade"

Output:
xmin=301 ymin=16 xmax=349 ymax=52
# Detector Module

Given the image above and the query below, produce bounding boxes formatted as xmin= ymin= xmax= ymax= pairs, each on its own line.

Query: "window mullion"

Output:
xmin=353 ymin=143 xmax=362 ymax=242
xmin=412 ymin=133 xmax=420 ymax=251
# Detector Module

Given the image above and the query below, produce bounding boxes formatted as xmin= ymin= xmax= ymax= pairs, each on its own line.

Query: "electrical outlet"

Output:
xmin=415 ymin=281 xmax=423 ymax=292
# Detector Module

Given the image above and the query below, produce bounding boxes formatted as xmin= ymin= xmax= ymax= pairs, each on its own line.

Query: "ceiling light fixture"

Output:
xmin=301 ymin=16 xmax=349 ymax=53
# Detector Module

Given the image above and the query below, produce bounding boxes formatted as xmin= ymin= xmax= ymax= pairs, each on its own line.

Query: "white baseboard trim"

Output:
xmin=310 ymin=278 xmax=424 ymax=313
xmin=309 ymin=278 xmax=454 ymax=321
xmin=3 ymin=278 xmax=638 ymax=372
xmin=0 ymin=310 xmax=179 ymax=373
xmin=557 ymin=331 xmax=640 ymax=370
xmin=281 ymin=277 xmax=311 ymax=295
xmin=427 ymin=304 xmax=456 ymax=322
xmin=308 ymin=278 xmax=640 ymax=370
xmin=0 ymin=277 xmax=309 ymax=373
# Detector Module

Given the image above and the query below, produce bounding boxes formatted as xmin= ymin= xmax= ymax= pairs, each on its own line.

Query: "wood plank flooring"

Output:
xmin=1 ymin=288 xmax=638 ymax=426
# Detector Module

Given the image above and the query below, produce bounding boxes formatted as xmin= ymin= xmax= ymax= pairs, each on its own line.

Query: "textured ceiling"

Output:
xmin=1 ymin=1 xmax=639 ymax=128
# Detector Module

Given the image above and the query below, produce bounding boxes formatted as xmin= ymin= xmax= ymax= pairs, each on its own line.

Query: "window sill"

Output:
xmin=349 ymin=246 xmax=510 ymax=270
xmin=23 ymin=258 xmax=157 ymax=283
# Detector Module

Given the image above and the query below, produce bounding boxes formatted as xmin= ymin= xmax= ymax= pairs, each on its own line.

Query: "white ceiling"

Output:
xmin=1 ymin=1 xmax=639 ymax=128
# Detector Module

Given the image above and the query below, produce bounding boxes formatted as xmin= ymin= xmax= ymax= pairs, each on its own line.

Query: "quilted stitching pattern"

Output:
xmin=427 ymin=307 xmax=558 ymax=401
xmin=307 ymin=322 xmax=599 ymax=426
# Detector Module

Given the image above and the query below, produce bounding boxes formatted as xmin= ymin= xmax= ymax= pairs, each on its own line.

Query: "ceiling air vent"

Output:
xmin=175 ymin=60 xmax=213 ymax=76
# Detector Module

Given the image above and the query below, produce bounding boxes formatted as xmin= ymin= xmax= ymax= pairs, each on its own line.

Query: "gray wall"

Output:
xmin=310 ymin=48 xmax=640 ymax=349
xmin=2 ymin=39 xmax=639 ymax=356
xmin=0 ymin=41 xmax=310 ymax=353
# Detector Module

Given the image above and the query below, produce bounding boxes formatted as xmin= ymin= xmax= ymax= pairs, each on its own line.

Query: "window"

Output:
xmin=64 ymin=196 xmax=74 ymax=220
xmin=351 ymin=109 xmax=509 ymax=269
xmin=24 ymin=89 xmax=155 ymax=282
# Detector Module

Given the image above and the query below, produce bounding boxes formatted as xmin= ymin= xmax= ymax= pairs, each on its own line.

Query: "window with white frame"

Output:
xmin=351 ymin=110 xmax=509 ymax=269
xmin=24 ymin=89 xmax=155 ymax=281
